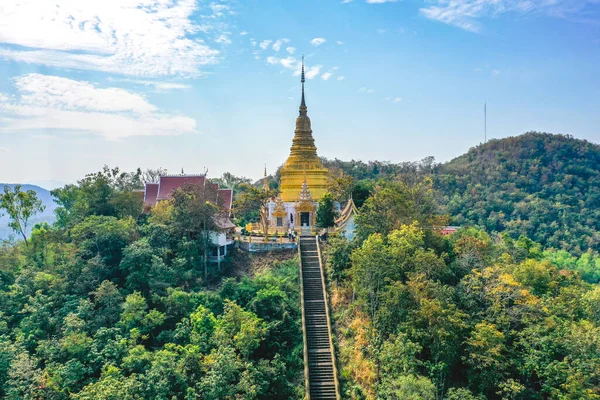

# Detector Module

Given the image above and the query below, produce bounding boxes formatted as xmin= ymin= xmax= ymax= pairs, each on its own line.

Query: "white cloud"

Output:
xmin=377 ymin=29 xmax=388 ymax=34
xmin=492 ymin=69 xmax=501 ymax=76
xmin=14 ymin=74 xmax=156 ymax=114
xmin=208 ymin=3 xmax=232 ymax=18
xmin=266 ymin=56 xmax=298 ymax=70
xmin=305 ymin=65 xmax=322 ymax=79
xmin=367 ymin=0 xmax=398 ymax=3
xmin=264 ymin=55 xmax=323 ymax=79
xmin=342 ymin=0 xmax=353 ymax=3
xmin=215 ymin=34 xmax=232 ymax=45
xmin=321 ymin=72 xmax=333 ymax=80
xmin=337 ymin=76 xmax=345 ymax=81
xmin=420 ymin=0 xmax=600 ymax=32
xmin=0 ymin=0 xmax=227 ymax=77
xmin=311 ymin=38 xmax=327 ymax=46
xmin=0 ymin=146 xmax=9 ymax=153
xmin=336 ymin=41 xmax=345 ymax=45
xmin=286 ymin=47 xmax=296 ymax=54
xmin=0 ymin=74 xmax=196 ymax=140
xmin=272 ymin=39 xmax=289 ymax=51
xmin=393 ymin=97 xmax=402 ymax=103
xmin=259 ymin=40 xmax=273 ymax=50
xmin=240 ymin=31 xmax=249 ymax=36
xmin=113 ymin=78 xmax=192 ymax=91
xmin=359 ymin=87 xmax=375 ymax=93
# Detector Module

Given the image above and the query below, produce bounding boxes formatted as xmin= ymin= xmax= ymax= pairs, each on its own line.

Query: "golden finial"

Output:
xmin=300 ymin=55 xmax=307 ymax=115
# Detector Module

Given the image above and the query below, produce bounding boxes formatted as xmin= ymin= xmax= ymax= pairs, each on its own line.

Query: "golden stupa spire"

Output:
xmin=278 ymin=56 xmax=328 ymax=202
xmin=300 ymin=55 xmax=307 ymax=116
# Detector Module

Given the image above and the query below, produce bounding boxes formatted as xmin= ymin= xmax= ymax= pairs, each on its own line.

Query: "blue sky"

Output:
xmin=0 ymin=0 xmax=599 ymax=187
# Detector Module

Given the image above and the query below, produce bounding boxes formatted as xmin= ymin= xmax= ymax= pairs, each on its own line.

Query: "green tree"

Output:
xmin=325 ymin=235 xmax=356 ymax=283
xmin=171 ymin=183 xmax=222 ymax=284
xmin=0 ymin=185 xmax=45 ymax=245
xmin=326 ymin=167 xmax=354 ymax=203
xmin=377 ymin=374 xmax=436 ymax=400
xmin=355 ymin=178 xmax=445 ymax=242
xmin=316 ymin=192 xmax=336 ymax=228
xmin=234 ymin=183 xmax=278 ymax=236
xmin=51 ymin=166 xmax=143 ymax=227
xmin=464 ymin=321 xmax=507 ymax=395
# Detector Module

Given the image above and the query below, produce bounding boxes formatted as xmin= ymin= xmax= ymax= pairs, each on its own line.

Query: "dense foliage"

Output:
xmin=4 ymin=130 xmax=600 ymax=399
xmin=323 ymin=132 xmax=600 ymax=254
xmin=0 ymin=170 xmax=304 ymax=399
xmin=324 ymin=179 xmax=600 ymax=400
xmin=435 ymin=132 xmax=600 ymax=254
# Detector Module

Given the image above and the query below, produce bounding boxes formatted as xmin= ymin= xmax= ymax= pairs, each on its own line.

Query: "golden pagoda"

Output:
xmin=279 ymin=57 xmax=328 ymax=202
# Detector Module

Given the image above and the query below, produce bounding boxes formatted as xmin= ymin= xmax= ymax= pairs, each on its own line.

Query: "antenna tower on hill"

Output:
xmin=484 ymin=102 xmax=487 ymax=144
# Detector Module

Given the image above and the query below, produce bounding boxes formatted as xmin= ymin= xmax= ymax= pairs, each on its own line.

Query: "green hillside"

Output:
xmin=435 ymin=132 xmax=600 ymax=253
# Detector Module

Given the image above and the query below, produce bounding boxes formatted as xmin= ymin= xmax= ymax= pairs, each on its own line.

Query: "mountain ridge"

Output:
xmin=435 ymin=131 xmax=600 ymax=253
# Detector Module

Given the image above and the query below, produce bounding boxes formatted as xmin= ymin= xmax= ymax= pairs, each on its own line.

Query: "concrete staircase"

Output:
xmin=299 ymin=237 xmax=340 ymax=400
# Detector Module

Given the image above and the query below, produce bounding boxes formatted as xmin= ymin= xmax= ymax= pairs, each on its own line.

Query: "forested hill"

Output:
xmin=321 ymin=132 xmax=600 ymax=253
xmin=435 ymin=132 xmax=600 ymax=253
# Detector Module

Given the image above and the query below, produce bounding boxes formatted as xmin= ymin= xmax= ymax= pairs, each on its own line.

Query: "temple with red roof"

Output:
xmin=144 ymin=174 xmax=232 ymax=211
xmin=143 ymin=173 xmax=235 ymax=264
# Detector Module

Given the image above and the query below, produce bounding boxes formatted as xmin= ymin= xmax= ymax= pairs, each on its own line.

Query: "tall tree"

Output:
xmin=51 ymin=166 xmax=143 ymax=226
xmin=316 ymin=192 xmax=336 ymax=228
xmin=326 ymin=168 xmax=355 ymax=203
xmin=0 ymin=185 xmax=45 ymax=245
xmin=234 ymin=183 xmax=278 ymax=237
xmin=355 ymin=177 xmax=446 ymax=242
xmin=171 ymin=183 xmax=222 ymax=284
xmin=142 ymin=168 xmax=167 ymax=184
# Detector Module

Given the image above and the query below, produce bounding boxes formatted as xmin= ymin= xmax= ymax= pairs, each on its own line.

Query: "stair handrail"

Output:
xmin=315 ymin=237 xmax=342 ymax=400
xmin=298 ymin=238 xmax=311 ymax=399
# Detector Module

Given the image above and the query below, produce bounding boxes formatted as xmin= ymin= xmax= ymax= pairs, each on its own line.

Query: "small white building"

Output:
xmin=335 ymin=197 xmax=359 ymax=240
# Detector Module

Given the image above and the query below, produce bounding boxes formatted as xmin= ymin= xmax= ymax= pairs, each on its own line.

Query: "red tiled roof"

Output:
xmin=217 ymin=188 xmax=233 ymax=211
xmin=144 ymin=183 xmax=159 ymax=206
xmin=156 ymin=175 xmax=206 ymax=201
xmin=144 ymin=175 xmax=235 ymax=214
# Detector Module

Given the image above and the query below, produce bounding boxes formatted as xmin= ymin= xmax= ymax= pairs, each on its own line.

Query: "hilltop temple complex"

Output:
xmin=263 ymin=60 xmax=357 ymax=237
xmin=142 ymin=60 xmax=358 ymax=240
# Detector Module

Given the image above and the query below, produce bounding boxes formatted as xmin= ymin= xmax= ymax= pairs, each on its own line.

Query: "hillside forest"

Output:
xmin=0 ymin=132 xmax=598 ymax=399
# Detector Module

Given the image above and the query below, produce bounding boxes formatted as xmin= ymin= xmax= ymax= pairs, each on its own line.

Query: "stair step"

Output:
xmin=300 ymin=237 xmax=339 ymax=400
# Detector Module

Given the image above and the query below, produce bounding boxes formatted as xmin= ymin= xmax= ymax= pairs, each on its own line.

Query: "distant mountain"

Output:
xmin=0 ymin=184 xmax=57 ymax=240
xmin=25 ymin=180 xmax=69 ymax=190
xmin=435 ymin=132 xmax=600 ymax=253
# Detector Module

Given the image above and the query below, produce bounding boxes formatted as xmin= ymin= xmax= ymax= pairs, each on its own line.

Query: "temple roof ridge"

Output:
xmin=159 ymin=173 xmax=207 ymax=178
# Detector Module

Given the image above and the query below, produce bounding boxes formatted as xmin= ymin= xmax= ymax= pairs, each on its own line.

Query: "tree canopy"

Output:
xmin=0 ymin=167 xmax=304 ymax=399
